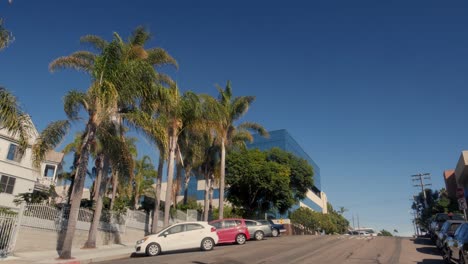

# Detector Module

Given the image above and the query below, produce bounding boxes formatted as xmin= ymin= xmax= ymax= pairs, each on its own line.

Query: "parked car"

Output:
xmin=134 ymin=221 xmax=218 ymax=257
xmin=209 ymin=218 xmax=250 ymax=245
xmin=244 ymin=219 xmax=273 ymax=240
xmin=260 ymin=219 xmax=286 ymax=237
xmin=443 ymin=222 xmax=468 ymax=264
xmin=436 ymin=220 xmax=465 ymax=250
xmin=430 ymin=213 xmax=465 ymax=242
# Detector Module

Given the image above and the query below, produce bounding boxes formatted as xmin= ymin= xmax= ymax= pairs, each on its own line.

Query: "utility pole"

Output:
xmin=352 ymin=214 xmax=355 ymax=230
xmin=411 ymin=173 xmax=431 ymax=208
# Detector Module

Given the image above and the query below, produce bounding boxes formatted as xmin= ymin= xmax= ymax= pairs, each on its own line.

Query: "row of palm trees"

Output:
xmin=1 ymin=27 xmax=267 ymax=259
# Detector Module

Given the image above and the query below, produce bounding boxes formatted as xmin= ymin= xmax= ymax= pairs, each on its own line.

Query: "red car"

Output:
xmin=209 ymin=218 xmax=250 ymax=245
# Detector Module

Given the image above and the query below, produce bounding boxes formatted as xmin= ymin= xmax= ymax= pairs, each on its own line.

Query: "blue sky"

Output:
xmin=2 ymin=0 xmax=468 ymax=236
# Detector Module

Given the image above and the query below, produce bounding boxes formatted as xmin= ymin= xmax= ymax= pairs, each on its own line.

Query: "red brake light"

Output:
xmin=211 ymin=227 xmax=216 ymax=232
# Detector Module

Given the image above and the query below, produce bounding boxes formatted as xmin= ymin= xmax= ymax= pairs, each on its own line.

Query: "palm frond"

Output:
xmin=129 ymin=26 xmax=151 ymax=46
xmin=49 ymin=56 xmax=93 ymax=73
xmin=80 ymin=35 xmax=108 ymax=51
xmin=238 ymin=122 xmax=269 ymax=138
xmin=63 ymin=90 xmax=89 ymax=120
xmin=0 ymin=18 xmax=14 ymax=51
xmin=231 ymin=96 xmax=255 ymax=121
xmin=32 ymin=120 xmax=70 ymax=168
xmin=146 ymin=48 xmax=178 ymax=69
xmin=0 ymin=87 xmax=33 ymax=150
xmin=155 ymin=73 xmax=175 ymax=87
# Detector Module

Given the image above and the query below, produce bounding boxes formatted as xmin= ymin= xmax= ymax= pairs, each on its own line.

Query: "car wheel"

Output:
xmin=254 ymin=231 xmax=264 ymax=241
xmin=460 ymin=251 xmax=466 ymax=264
xmin=236 ymin=233 xmax=247 ymax=245
xmin=201 ymin=237 xmax=215 ymax=251
xmin=272 ymin=229 xmax=279 ymax=237
xmin=145 ymin=242 xmax=161 ymax=256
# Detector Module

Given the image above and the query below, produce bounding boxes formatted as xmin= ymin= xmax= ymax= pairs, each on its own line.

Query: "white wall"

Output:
xmin=0 ymin=132 xmax=41 ymax=209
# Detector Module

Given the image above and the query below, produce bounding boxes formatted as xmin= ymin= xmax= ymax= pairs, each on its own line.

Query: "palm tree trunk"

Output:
xmin=110 ymin=170 xmax=118 ymax=210
xmin=218 ymin=138 xmax=226 ymax=219
xmin=164 ymin=133 xmax=177 ymax=226
xmin=209 ymin=173 xmax=214 ymax=220
xmin=134 ymin=180 xmax=140 ymax=210
xmin=66 ymin=174 xmax=75 ymax=205
xmin=203 ymin=172 xmax=210 ymax=221
xmin=182 ymin=167 xmax=192 ymax=205
xmin=84 ymin=154 xmax=109 ymax=248
xmin=59 ymin=124 xmax=96 ymax=259
xmin=173 ymin=156 xmax=183 ymax=209
xmin=151 ymin=156 xmax=164 ymax=233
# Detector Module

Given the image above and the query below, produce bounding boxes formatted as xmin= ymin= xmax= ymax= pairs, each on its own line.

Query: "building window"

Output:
xmin=0 ymin=175 xmax=16 ymax=194
xmin=44 ymin=165 xmax=56 ymax=177
xmin=6 ymin=144 xmax=23 ymax=163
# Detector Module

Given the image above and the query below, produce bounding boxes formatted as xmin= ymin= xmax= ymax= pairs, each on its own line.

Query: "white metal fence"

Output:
xmin=1 ymin=203 xmax=200 ymax=256
xmin=0 ymin=211 xmax=20 ymax=258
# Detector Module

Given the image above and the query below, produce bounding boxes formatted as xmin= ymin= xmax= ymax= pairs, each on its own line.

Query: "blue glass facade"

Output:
xmin=247 ymin=129 xmax=321 ymax=191
xmin=184 ymin=129 xmax=324 ymax=214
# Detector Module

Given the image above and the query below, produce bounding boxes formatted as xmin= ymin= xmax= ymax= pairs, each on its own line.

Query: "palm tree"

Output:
xmin=123 ymin=109 xmax=167 ymax=233
xmin=208 ymin=81 xmax=268 ymax=219
xmin=109 ymin=136 xmax=138 ymax=210
xmin=49 ymin=27 xmax=175 ymax=256
xmin=84 ymin=122 xmax=133 ymax=248
xmin=133 ymin=155 xmax=157 ymax=209
xmin=0 ymin=18 xmax=13 ymax=51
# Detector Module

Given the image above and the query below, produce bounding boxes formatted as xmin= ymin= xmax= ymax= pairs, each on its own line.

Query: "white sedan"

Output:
xmin=135 ymin=221 xmax=219 ymax=256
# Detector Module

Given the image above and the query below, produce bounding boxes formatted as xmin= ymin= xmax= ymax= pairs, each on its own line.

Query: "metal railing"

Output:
xmin=0 ymin=211 xmax=19 ymax=258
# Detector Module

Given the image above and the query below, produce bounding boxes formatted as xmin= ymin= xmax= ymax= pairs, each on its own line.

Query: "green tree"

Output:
xmin=225 ymin=149 xmax=293 ymax=216
xmin=265 ymin=148 xmax=314 ymax=201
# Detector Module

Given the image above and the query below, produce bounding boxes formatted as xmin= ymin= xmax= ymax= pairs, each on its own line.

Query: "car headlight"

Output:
xmin=136 ymin=237 xmax=148 ymax=244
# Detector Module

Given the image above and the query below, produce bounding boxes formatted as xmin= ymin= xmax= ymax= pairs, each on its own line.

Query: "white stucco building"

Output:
xmin=0 ymin=124 xmax=64 ymax=209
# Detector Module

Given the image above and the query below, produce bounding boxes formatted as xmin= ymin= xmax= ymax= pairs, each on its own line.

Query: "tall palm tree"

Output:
xmin=133 ymin=155 xmax=157 ymax=209
xmin=109 ymin=136 xmax=138 ymax=210
xmin=123 ymin=109 xmax=167 ymax=233
xmin=84 ymin=122 xmax=133 ymax=248
xmin=177 ymin=92 xmax=213 ymax=206
xmin=209 ymin=81 xmax=268 ymax=219
xmin=49 ymin=27 xmax=175 ymax=256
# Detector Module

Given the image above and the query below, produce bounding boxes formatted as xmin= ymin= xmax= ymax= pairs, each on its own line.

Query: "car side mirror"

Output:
xmin=163 ymin=232 xmax=169 ymax=237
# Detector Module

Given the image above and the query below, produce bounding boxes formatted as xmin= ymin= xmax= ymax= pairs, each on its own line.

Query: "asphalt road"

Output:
xmin=98 ymin=235 xmax=445 ymax=264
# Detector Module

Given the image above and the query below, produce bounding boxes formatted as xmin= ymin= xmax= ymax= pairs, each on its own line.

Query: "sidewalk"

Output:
xmin=0 ymin=244 xmax=134 ymax=264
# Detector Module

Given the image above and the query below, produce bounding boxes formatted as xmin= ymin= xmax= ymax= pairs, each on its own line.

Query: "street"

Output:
xmin=98 ymin=235 xmax=444 ymax=264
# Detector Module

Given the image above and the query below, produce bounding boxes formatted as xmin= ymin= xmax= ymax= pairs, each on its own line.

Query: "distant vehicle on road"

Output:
xmin=134 ymin=222 xmax=218 ymax=257
xmin=209 ymin=218 xmax=250 ymax=245
xmin=349 ymin=228 xmax=377 ymax=237
xmin=244 ymin=219 xmax=272 ymax=240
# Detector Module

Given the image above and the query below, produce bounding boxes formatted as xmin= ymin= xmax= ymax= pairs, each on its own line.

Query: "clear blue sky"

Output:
xmin=2 ymin=0 xmax=468 ymax=236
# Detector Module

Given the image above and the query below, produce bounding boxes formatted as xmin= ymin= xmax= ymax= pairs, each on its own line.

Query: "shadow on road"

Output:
xmin=416 ymin=259 xmax=445 ymax=264
xmin=416 ymin=247 xmax=441 ymax=256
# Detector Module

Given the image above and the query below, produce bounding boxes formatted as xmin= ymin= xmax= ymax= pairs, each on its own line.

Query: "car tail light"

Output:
xmin=211 ymin=227 xmax=216 ymax=232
